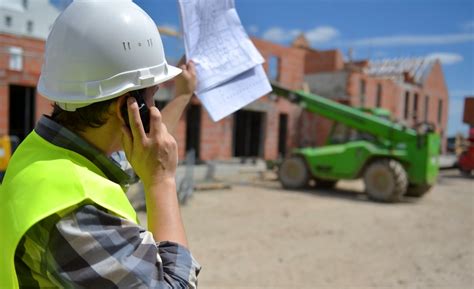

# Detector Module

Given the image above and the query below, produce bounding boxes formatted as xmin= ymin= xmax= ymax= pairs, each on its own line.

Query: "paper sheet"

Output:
xmin=178 ymin=0 xmax=272 ymax=121
xmin=198 ymin=65 xmax=272 ymax=121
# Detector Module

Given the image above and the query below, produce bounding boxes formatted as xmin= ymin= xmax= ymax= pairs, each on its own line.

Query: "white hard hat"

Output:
xmin=38 ymin=0 xmax=181 ymax=111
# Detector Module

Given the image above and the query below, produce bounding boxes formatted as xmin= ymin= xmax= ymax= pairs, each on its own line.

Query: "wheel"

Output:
xmin=363 ymin=159 xmax=408 ymax=202
xmin=405 ymin=184 xmax=432 ymax=197
xmin=278 ymin=156 xmax=310 ymax=189
xmin=314 ymin=178 xmax=337 ymax=189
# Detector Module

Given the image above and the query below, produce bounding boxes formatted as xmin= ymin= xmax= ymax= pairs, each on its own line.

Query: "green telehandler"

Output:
xmin=272 ymin=83 xmax=440 ymax=202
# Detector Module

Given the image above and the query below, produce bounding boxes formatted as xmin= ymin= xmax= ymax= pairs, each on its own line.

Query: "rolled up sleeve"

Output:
xmin=158 ymin=241 xmax=200 ymax=289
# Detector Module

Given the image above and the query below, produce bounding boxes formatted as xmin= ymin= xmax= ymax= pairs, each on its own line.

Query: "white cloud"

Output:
xmin=305 ymin=26 xmax=339 ymax=44
xmin=262 ymin=27 xmax=301 ymax=42
xmin=262 ymin=25 xmax=339 ymax=45
xmin=462 ymin=20 xmax=474 ymax=31
xmin=350 ymin=33 xmax=474 ymax=47
xmin=426 ymin=52 xmax=464 ymax=65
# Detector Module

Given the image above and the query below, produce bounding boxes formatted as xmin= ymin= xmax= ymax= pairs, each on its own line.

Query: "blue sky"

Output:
xmin=53 ymin=0 xmax=474 ymax=137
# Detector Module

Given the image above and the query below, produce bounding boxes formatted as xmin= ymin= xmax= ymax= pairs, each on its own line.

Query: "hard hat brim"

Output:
xmin=40 ymin=63 xmax=182 ymax=111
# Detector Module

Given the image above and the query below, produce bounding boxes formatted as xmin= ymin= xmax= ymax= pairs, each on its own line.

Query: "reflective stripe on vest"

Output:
xmin=0 ymin=131 xmax=137 ymax=289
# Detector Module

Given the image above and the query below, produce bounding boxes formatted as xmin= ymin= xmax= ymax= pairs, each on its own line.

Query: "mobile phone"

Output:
xmin=121 ymin=89 xmax=150 ymax=133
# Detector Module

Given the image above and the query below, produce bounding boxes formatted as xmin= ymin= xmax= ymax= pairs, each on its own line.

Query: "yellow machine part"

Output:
xmin=0 ymin=135 xmax=12 ymax=171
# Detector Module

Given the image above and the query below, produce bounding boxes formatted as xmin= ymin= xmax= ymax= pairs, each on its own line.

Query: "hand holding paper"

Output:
xmin=178 ymin=0 xmax=272 ymax=121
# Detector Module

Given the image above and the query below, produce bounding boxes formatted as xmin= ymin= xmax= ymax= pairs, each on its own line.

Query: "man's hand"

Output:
xmin=121 ymin=97 xmax=177 ymax=187
xmin=174 ymin=60 xmax=196 ymax=98
xmin=121 ymin=97 xmax=188 ymax=247
xmin=161 ymin=60 xmax=197 ymax=136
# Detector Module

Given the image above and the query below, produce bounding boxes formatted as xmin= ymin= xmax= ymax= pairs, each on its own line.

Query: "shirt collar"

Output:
xmin=34 ymin=115 xmax=132 ymax=186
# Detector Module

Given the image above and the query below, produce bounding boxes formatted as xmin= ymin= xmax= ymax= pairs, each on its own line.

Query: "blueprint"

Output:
xmin=198 ymin=65 xmax=271 ymax=121
xmin=179 ymin=0 xmax=264 ymax=93
xmin=178 ymin=0 xmax=271 ymax=121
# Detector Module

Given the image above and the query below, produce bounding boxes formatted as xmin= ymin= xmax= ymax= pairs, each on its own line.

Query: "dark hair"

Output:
xmin=51 ymin=98 xmax=118 ymax=132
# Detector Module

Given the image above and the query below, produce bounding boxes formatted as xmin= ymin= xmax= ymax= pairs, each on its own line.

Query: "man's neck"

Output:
xmin=78 ymin=122 xmax=121 ymax=156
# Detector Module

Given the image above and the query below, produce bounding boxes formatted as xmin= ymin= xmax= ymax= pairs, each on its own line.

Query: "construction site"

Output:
xmin=0 ymin=0 xmax=473 ymax=288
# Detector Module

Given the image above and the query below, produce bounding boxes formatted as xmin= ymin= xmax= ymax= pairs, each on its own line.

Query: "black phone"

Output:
xmin=121 ymin=89 xmax=150 ymax=133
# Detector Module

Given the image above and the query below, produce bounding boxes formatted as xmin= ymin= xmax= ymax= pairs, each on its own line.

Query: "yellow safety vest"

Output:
xmin=0 ymin=131 xmax=138 ymax=289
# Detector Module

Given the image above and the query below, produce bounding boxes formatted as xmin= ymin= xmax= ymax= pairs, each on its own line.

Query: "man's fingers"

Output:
xmin=127 ymin=97 xmax=147 ymax=141
xmin=178 ymin=60 xmax=195 ymax=74
xmin=180 ymin=64 xmax=188 ymax=76
xmin=149 ymin=106 xmax=164 ymax=136
xmin=187 ymin=60 xmax=196 ymax=76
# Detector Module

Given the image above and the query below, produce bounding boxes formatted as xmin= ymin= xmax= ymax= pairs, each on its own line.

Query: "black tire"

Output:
xmin=314 ymin=178 xmax=337 ymax=189
xmin=278 ymin=156 xmax=310 ymax=189
xmin=363 ymin=159 xmax=408 ymax=202
xmin=405 ymin=184 xmax=432 ymax=197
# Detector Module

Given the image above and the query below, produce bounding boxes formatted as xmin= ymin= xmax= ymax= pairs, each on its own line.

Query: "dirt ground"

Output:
xmin=139 ymin=170 xmax=473 ymax=289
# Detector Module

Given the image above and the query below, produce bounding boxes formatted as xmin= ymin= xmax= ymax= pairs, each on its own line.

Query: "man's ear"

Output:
xmin=115 ymin=94 xmax=129 ymax=125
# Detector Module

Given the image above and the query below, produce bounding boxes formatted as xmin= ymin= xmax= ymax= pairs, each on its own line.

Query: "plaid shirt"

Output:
xmin=14 ymin=116 xmax=200 ymax=288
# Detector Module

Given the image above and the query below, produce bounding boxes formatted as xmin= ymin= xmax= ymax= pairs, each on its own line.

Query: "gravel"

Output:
xmin=139 ymin=170 xmax=474 ymax=289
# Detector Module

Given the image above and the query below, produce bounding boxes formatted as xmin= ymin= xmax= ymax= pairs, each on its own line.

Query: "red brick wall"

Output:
xmin=253 ymin=39 xmax=307 ymax=159
xmin=252 ymin=38 xmax=306 ymax=89
xmin=199 ymin=111 xmax=233 ymax=161
xmin=183 ymin=95 xmax=304 ymax=161
xmin=299 ymin=112 xmax=333 ymax=147
xmin=423 ymin=62 xmax=449 ymax=133
xmin=463 ymin=97 xmax=474 ymax=126
xmin=342 ymin=62 xmax=449 ymax=151
xmin=303 ymin=49 xmax=345 ymax=74
xmin=346 ymin=72 xmax=362 ymax=106
xmin=263 ymin=99 xmax=279 ymax=159
xmin=0 ymin=33 xmax=49 ymax=136
xmin=271 ymin=96 xmax=303 ymax=159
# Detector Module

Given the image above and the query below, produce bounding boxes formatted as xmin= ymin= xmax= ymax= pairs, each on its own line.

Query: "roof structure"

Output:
xmin=365 ymin=57 xmax=438 ymax=85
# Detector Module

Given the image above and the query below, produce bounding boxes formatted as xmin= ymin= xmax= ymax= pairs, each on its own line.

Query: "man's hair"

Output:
xmin=51 ymin=98 xmax=118 ymax=132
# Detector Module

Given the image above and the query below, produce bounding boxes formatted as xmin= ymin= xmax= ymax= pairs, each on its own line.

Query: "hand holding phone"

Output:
xmin=121 ymin=89 xmax=150 ymax=133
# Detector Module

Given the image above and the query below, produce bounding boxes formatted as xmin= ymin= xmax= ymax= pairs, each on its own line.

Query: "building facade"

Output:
xmin=172 ymin=38 xmax=308 ymax=161
xmin=0 ymin=3 xmax=450 ymax=160
xmin=0 ymin=5 xmax=309 ymax=162
xmin=0 ymin=0 xmax=59 ymax=138
xmin=295 ymin=35 xmax=449 ymax=150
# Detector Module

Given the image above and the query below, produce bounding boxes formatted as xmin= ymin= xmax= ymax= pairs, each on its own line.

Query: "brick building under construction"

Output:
xmin=0 ymin=2 xmax=449 ymax=162
xmin=171 ymin=36 xmax=449 ymax=160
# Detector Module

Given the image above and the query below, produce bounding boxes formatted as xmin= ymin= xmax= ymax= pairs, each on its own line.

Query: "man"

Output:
xmin=0 ymin=0 xmax=200 ymax=288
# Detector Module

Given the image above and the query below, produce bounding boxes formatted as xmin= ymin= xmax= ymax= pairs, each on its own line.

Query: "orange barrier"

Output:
xmin=0 ymin=135 xmax=12 ymax=171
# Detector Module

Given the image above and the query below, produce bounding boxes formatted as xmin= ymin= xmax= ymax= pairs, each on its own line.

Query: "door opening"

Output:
xmin=233 ymin=110 xmax=265 ymax=158
xmin=9 ymin=85 xmax=36 ymax=141
xmin=185 ymin=104 xmax=201 ymax=160
xmin=278 ymin=113 xmax=288 ymax=158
